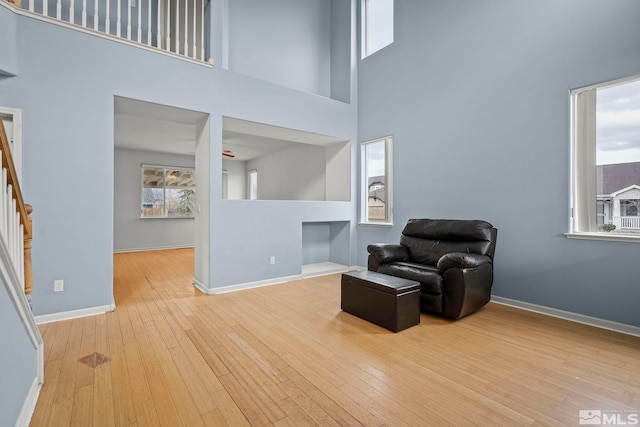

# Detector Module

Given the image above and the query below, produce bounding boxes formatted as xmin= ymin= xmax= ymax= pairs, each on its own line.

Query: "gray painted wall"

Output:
xmin=113 ymin=148 xmax=195 ymax=252
xmin=0 ymin=0 xmax=357 ymax=315
xmin=247 ymin=143 xmax=327 ymax=201
xmin=357 ymin=0 xmax=640 ymax=327
xmin=228 ymin=0 xmax=331 ymax=97
xmin=0 ymin=277 xmax=37 ymax=426
xmin=0 ymin=4 xmax=17 ymax=76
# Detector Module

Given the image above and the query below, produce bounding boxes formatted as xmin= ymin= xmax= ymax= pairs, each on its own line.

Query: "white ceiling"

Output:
xmin=114 ymin=97 xmax=349 ymax=161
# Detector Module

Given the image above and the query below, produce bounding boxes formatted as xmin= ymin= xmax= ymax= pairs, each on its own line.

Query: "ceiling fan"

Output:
xmin=222 ymin=149 xmax=235 ymax=158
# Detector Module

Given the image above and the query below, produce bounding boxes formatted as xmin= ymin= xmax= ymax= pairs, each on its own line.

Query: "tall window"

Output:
xmin=570 ymin=75 xmax=640 ymax=237
xmin=362 ymin=0 xmax=394 ymax=58
xmin=248 ymin=169 xmax=258 ymax=200
xmin=141 ymin=165 xmax=195 ymax=218
xmin=363 ymin=136 xmax=392 ymax=224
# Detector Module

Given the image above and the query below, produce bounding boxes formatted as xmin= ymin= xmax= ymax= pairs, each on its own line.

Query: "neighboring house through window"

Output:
xmin=362 ymin=0 xmax=394 ymax=58
xmin=362 ymin=136 xmax=392 ymax=224
xmin=570 ymin=74 xmax=640 ymax=237
xmin=141 ymin=165 xmax=195 ymax=218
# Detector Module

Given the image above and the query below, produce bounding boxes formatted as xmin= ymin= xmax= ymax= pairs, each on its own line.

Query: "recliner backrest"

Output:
xmin=400 ymin=219 xmax=497 ymax=266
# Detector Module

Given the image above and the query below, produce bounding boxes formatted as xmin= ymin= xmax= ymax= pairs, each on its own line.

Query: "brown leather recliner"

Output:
xmin=367 ymin=219 xmax=497 ymax=320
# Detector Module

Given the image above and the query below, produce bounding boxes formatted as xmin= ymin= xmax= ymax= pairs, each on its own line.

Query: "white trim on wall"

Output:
xmin=113 ymin=244 xmax=195 ymax=254
xmin=0 ymin=208 xmax=44 ymax=427
xmin=197 ymin=266 xmax=363 ymax=295
xmin=34 ymin=303 xmax=116 ymax=325
xmin=491 ymin=296 xmax=640 ymax=338
xmin=15 ymin=375 xmax=41 ymax=427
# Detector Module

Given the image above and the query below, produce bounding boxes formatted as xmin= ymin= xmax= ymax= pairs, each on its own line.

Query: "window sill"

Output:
xmin=358 ymin=222 xmax=393 ymax=227
xmin=140 ymin=217 xmax=195 ymax=220
xmin=564 ymin=232 xmax=640 ymax=243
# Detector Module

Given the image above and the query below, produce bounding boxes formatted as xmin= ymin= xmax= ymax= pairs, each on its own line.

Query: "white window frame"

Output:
xmin=0 ymin=107 xmax=23 ymax=181
xmin=567 ymin=74 xmax=640 ymax=243
xmin=361 ymin=136 xmax=393 ymax=225
xmin=141 ymin=164 xmax=196 ymax=219
xmin=361 ymin=0 xmax=394 ymax=59
xmin=248 ymin=169 xmax=258 ymax=200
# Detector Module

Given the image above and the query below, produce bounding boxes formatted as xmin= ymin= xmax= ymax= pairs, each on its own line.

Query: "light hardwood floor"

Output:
xmin=31 ymin=248 xmax=640 ymax=426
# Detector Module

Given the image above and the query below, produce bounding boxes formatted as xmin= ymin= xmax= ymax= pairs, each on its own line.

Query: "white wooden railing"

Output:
xmin=19 ymin=0 xmax=207 ymax=61
xmin=612 ymin=216 xmax=640 ymax=230
xmin=0 ymin=160 xmax=25 ymax=287
xmin=0 ymin=119 xmax=32 ymax=295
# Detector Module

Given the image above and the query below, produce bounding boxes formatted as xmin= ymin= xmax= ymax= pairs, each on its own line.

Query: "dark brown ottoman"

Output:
xmin=341 ymin=270 xmax=420 ymax=332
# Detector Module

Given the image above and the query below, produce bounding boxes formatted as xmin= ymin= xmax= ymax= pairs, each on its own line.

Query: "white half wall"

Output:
xmin=114 ymin=148 xmax=195 ymax=252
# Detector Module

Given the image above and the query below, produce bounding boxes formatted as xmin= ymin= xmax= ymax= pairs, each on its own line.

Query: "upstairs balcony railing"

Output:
xmin=11 ymin=0 xmax=208 ymax=62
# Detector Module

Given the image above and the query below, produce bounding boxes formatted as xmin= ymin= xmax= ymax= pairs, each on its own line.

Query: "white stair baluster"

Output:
xmin=106 ymin=0 xmax=111 ymax=34
xmin=56 ymin=0 xmax=61 ymax=20
xmin=137 ymin=0 xmax=142 ymax=42
xmin=69 ymin=0 xmax=74 ymax=24
xmin=94 ymin=0 xmax=98 ymax=30
xmin=127 ymin=0 xmax=131 ymax=40
xmin=117 ymin=0 xmax=121 ymax=37
xmin=43 ymin=0 xmax=48 ymax=17
xmin=82 ymin=0 xmax=87 ymax=27
xmin=19 ymin=223 xmax=24 ymax=286
xmin=0 ymin=161 xmax=5 ymax=244
xmin=165 ymin=0 xmax=171 ymax=51
xmin=192 ymin=0 xmax=197 ymax=58
xmin=175 ymin=0 xmax=180 ymax=54
xmin=6 ymin=193 xmax=12 ymax=264
xmin=200 ymin=0 xmax=204 ymax=60
xmin=184 ymin=0 xmax=189 ymax=56
xmin=147 ymin=0 xmax=152 ymax=45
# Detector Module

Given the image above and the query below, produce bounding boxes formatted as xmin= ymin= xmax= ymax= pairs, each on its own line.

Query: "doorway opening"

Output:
xmin=113 ymin=96 xmax=210 ymax=289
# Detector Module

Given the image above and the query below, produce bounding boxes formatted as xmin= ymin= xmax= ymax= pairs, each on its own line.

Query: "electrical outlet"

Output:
xmin=270 ymin=256 xmax=276 ymax=265
xmin=54 ymin=279 xmax=64 ymax=292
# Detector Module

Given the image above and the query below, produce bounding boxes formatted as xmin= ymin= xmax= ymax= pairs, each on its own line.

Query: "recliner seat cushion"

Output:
xmin=377 ymin=262 xmax=443 ymax=294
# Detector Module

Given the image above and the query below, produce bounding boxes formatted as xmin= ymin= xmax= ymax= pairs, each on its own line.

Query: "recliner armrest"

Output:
xmin=437 ymin=252 xmax=492 ymax=273
xmin=367 ymin=244 xmax=409 ymax=263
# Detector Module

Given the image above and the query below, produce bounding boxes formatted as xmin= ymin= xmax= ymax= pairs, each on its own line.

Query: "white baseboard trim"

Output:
xmin=491 ymin=296 xmax=640 ymax=338
xmin=15 ymin=375 xmax=42 ymax=427
xmin=35 ymin=303 xmax=116 ymax=325
xmin=207 ymin=274 xmax=304 ymax=295
xmin=197 ymin=266 xmax=366 ymax=295
xmin=114 ymin=245 xmax=194 ymax=254
xmin=192 ymin=279 xmax=209 ymax=294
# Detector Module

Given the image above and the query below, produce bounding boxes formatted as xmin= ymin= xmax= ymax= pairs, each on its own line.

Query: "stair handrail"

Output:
xmin=0 ymin=118 xmax=33 ymax=294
